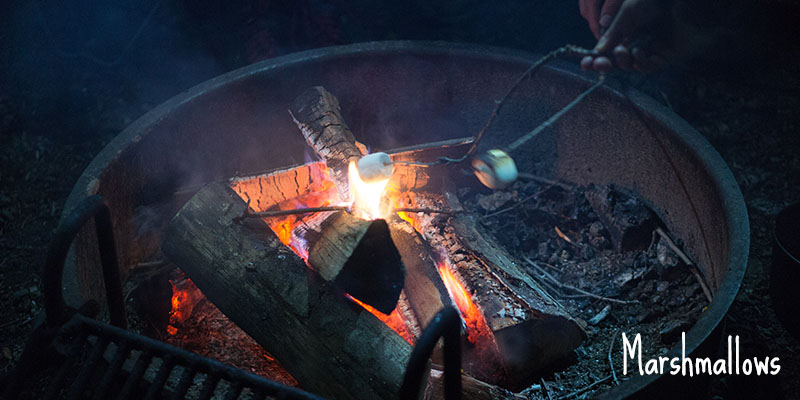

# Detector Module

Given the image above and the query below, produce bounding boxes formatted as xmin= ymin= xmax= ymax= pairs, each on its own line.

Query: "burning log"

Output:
xmin=425 ymin=368 xmax=526 ymax=400
xmin=402 ymin=194 xmax=585 ymax=389
xmin=289 ymin=86 xmax=366 ymax=200
xmin=162 ymin=182 xmax=413 ymax=400
xmin=445 ymin=214 xmax=586 ymax=388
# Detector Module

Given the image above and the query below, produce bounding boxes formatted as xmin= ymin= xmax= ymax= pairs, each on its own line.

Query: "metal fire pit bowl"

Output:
xmin=62 ymin=41 xmax=749 ymax=398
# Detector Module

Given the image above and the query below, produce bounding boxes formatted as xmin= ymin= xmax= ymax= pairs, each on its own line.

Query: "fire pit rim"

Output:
xmin=62 ymin=40 xmax=749 ymax=398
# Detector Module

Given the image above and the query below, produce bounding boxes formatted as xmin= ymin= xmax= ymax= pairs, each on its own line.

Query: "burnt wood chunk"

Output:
xmin=388 ymin=218 xmax=450 ymax=328
xmin=289 ymin=86 xmax=365 ymax=200
xmin=307 ymin=211 xmax=405 ymax=314
xmin=584 ymin=185 xmax=658 ymax=251
xmin=162 ymin=182 xmax=412 ymax=400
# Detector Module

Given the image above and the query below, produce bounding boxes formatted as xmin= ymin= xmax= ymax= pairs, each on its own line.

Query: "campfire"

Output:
xmin=161 ymin=86 xmax=591 ymax=398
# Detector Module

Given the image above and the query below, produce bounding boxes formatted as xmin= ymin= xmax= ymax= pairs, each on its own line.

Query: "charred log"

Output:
xmin=584 ymin=185 xmax=658 ymax=252
xmin=289 ymin=86 xmax=365 ymax=200
xmin=162 ymin=182 xmax=412 ymax=400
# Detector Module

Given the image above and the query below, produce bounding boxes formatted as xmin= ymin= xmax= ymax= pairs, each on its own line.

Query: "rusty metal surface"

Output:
xmin=62 ymin=41 xmax=749 ymax=398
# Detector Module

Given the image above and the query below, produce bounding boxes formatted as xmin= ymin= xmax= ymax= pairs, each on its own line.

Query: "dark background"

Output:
xmin=1 ymin=0 xmax=800 ymax=398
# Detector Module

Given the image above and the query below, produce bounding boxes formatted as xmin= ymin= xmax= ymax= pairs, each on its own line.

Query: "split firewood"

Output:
xmin=289 ymin=86 xmax=366 ymax=201
xmin=162 ymin=182 xmax=413 ymax=400
xmin=388 ymin=218 xmax=450 ymax=329
xmin=305 ymin=211 xmax=405 ymax=314
xmin=584 ymin=185 xmax=658 ymax=252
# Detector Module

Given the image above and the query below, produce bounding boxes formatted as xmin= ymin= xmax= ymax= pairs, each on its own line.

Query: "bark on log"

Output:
xmin=162 ymin=182 xmax=412 ymax=400
xmin=306 ymin=211 xmax=405 ymax=314
xmin=424 ymin=368 xmax=526 ymax=400
xmin=289 ymin=86 xmax=365 ymax=201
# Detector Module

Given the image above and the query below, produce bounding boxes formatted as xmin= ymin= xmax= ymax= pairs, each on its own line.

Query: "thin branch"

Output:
xmin=609 ymin=330 xmax=620 ymax=385
xmin=517 ymin=173 xmax=575 ymax=191
xmin=393 ymin=208 xmax=455 ymax=215
xmin=557 ymin=375 xmax=612 ymax=399
xmin=525 ymin=257 xmax=635 ymax=304
xmin=655 ymin=227 xmax=713 ymax=303
xmin=505 ymin=75 xmax=606 ymax=152
xmin=236 ymin=206 xmax=348 ymax=221
xmin=393 ymin=45 xmax=599 ymax=168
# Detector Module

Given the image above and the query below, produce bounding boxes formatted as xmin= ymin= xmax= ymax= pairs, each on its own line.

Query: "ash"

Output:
xmin=460 ymin=178 xmax=708 ymax=397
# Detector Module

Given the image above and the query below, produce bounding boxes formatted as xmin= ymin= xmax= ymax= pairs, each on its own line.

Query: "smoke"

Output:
xmin=1 ymin=0 xmax=225 ymax=142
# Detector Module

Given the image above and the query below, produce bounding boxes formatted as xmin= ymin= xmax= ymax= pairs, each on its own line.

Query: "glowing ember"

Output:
xmin=437 ymin=260 xmax=494 ymax=346
xmin=345 ymin=294 xmax=414 ymax=344
xmin=168 ymin=277 xmax=203 ymax=335
xmin=348 ymin=160 xmax=389 ymax=220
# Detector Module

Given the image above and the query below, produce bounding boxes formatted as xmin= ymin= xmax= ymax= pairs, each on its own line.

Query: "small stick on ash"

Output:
xmin=525 ymin=257 xmax=635 ymax=305
xmin=655 ymin=227 xmax=713 ymax=303
xmin=609 ymin=330 xmax=620 ymax=385
xmin=541 ymin=378 xmax=555 ymax=400
xmin=517 ymin=172 xmax=575 ymax=191
xmin=558 ymin=375 xmax=612 ymax=399
xmin=393 ymin=208 xmax=455 ymax=215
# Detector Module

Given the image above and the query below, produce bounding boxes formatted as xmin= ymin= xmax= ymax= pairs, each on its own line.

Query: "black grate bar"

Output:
xmin=173 ymin=365 xmax=198 ymax=399
xmin=72 ymin=314 xmax=325 ymax=400
xmin=94 ymin=340 xmax=133 ymax=400
xmin=118 ymin=350 xmax=154 ymax=400
xmin=43 ymin=329 xmax=91 ymax=400
xmin=67 ymin=335 xmax=112 ymax=400
xmin=223 ymin=381 xmax=244 ymax=400
xmin=143 ymin=356 xmax=177 ymax=400
xmin=198 ymin=372 xmax=222 ymax=400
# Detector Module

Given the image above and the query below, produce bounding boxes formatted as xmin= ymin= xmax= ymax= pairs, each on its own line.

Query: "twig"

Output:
xmin=609 ymin=330 xmax=620 ymax=385
xmin=517 ymin=173 xmax=575 ymax=190
xmin=479 ymin=191 xmax=539 ymax=220
xmin=655 ymin=227 xmax=713 ymax=303
xmin=505 ymin=75 xmax=606 ymax=152
xmin=541 ymin=378 xmax=555 ymax=400
xmin=525 ymin=257 xmax=635 ymax=304
xmin=237 ymin=206 xmax=348 ymax=220
xmin=557 ymin=375 xmax=612 ymax=399
xmin=554 ymin=226 xmax=575 ymax=245
xmin=395 ymin=45 xmax=599 ymax=167
xmin=393 ymin=208 xmax=455 ymax=215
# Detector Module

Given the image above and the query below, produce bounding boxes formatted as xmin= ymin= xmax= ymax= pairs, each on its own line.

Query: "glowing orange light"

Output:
xmin=348 ymin=160 xmax=389 ymax=220
xmin=346 ymin=294 xmax=414 ymax=344
xmin=437 ymin=261 xmax=494 ymax=345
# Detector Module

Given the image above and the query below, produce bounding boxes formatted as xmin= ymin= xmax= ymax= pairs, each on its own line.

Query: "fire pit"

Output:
xmin=61 ymin=41 xmax=748 ymax=398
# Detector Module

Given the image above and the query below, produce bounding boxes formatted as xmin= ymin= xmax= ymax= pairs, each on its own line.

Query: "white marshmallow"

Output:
xmin=472 ymin=149 xmax=518 ymax=189
xmin=357 ymin=152 xmax=394 ymax=183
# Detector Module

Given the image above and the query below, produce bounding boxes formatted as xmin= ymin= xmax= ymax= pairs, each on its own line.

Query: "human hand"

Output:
xmin=579 ymin=0 xmax=626 ymax=39
xmin=580 ymin=0 xmax=669 ymax=72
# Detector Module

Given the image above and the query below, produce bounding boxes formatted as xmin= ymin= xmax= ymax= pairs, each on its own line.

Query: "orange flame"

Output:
xmin=437 ymin=261 xmax=494 ymax=345
xmin=345 ymin=294 xmax=414 ymax=344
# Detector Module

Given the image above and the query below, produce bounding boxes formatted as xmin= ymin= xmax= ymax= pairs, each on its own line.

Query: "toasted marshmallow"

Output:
xmin=356 ymin=152 xmax=394 ymax=183
xmin=472 ymin=149 xmax=518 ymax=189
